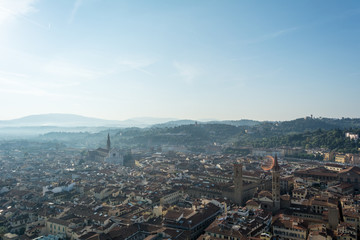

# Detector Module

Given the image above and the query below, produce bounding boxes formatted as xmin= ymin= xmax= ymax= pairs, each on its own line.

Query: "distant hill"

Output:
xmin=321 ymin=117 xmax=360 ymax=129
xmin=210 ymin=119 xmax=261 ymax=127
xmin=3 ymin=114 xmax=360 ymax=153
xmin=151 ymin=119 xmax=261 ymax=128
xmin=274 ymin=117 xmax=337 ymax=133
xmin=40 ymin=123 xmax=246 ymax=149
xmin=151 ymin=120 xmax=198 ymax=128
xmin=262 ymin=117 xmax=360 ymax=134
xmin=249 ymin=128 xmax=360 ymax=154
xmin=0 ymin=114 xmax=179 ymax=128
xmin=0 ymin=114 xmax=122 ymax=127
xmin=34 ymin=116 xmax=360 ymax=153
xmin=0 ymin=126 xmax=111 ymax=139
xmin=129 ymin=117 xmax=178 ymax=125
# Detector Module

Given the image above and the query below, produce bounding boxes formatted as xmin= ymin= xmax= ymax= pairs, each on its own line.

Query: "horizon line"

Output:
xmin=0 ymin=112 xmax=359 ymax=123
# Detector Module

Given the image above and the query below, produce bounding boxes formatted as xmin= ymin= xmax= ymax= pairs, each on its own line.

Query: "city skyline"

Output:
xmin=0 ymin=0 xmax=359 ymax=121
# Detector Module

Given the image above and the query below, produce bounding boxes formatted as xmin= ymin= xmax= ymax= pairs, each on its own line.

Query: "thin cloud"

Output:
xmin=245 ymin=27 xmax=298 ymax=44
xmin=0 ymin=68 xmax=85 ymax=99
xmin=43 ymin=60 xmax=103 ymax=79
xmin=0 ymin=0 xmax=46 ymax=29
xmin=117 ymin=59 xmax=156 ymax=77
xmin=69 ymin=0 xmax=83 ymax=24
xmin=173 ymin=61 xmax=200 ymax=84
xmin=266 ymin=27 xmax=298 ymax=39
xmin=0 ymin=76 xmax=87 ymax=99
xmin=0 ymin=70 xmax=28 ymax=78
xmin=0 ymin=76 xmax=55 ymax=97
xmin=0 ymin=87 xmax=88 ymax=99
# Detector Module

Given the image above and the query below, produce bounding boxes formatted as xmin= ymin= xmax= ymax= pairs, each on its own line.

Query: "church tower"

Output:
xmin=233 ymin=163 xmax=243 ymax=205
xmin=271 ymin=155 xmax=281 ymax=212
xmin=107 ymin=133 xmax=111 ymax=151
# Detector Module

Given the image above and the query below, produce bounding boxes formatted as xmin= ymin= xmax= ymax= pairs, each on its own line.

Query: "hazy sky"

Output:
xmin=0 ymin=0 xmax=359 ymax=121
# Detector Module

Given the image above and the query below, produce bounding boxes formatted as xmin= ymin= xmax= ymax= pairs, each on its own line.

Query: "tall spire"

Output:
xmin=271 ymin=154 xmax=281 ymax=212
xmin=272 ymin=154 xmax=280 ymax=171
xmin=107 ymin=133 xmax=111 ymax=151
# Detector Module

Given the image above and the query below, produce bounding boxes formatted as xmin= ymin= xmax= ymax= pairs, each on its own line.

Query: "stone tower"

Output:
xmin=233 ymin=163 xmax=243 ymax=205
xmin=328 ymin=207 xmax=339 ymax=229
xmin=107 ymin=133 xmax=111 ymax=151
xmin=271 ymin=155 xmax=281 ymax=212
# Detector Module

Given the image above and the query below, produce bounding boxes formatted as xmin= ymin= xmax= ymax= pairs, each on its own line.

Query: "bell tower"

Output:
xmin=107 ymin=133 xmax=111 ymax=151
xmin=233 ymin=163 xmax=243 ymax=205
xmin=271 ymin=155 xmax=281 ymax=212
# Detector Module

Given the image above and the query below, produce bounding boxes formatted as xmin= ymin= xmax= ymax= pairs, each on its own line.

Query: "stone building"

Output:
xmin=187 ymin=163 xmax=259 ymax=205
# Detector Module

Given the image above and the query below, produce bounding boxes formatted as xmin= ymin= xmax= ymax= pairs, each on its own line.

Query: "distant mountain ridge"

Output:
xmin=38 ymin=117 xmax=360 ymax=153
xmin=151 ymin=119 xmax=261 ymax=128
xmin=0 ymin=114 xmax=178 ymax=128
xmin=2 ymin=115 xmax=360 ymax=152
xmin=0 ymin=114 xmax=261 ymax=128
xmin=1 ymin=114 xmax=360 ymax=139
xmin=0 ymin=114 xmax=121 ymax=127
xmin=1 ymin=114 xmax=360 ymax=128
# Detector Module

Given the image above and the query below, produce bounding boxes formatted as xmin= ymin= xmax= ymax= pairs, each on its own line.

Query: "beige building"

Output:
xmin=343 ymin=208 xmax=360 ymax=230
xmin=335 ymin=154 xmax=348 ymax=164
xmin=323 ymin=152 xmax=335 ymax=161
xmin=45 ymin=218 xmax=71 ymax=238
xmin=160 ymin=190 xmax=183 ymax=205
xmin=292 ymin=188 xmax=307 ymax=199
xmin=324 ymin=163 xmax=344 ymax=172
xmin=272 ymin=216 xmax=307 ymax=240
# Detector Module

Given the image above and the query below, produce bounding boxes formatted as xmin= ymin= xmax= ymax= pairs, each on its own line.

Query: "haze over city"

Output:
xmin=2 ymin=2 xmax=360 ymax=240
xmin=0 ymin=0 xmax=359 ymax=121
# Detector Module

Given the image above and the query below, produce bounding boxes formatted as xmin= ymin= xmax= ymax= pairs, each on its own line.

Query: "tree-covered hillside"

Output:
xmin=38 ymin=117 xmax=360 ymax=153
xmin=248 ymin=129 xmax=360 ymax=153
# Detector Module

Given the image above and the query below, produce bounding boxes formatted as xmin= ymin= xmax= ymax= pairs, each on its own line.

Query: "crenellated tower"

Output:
xmin=233 ymin=163 xmax=243 ymax=205
xmin=271 ymin=155 xmax=281 ymax=212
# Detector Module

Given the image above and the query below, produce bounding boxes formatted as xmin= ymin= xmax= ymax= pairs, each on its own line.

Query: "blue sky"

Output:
xmin=0 ymin=0 xmax=359 ymax=121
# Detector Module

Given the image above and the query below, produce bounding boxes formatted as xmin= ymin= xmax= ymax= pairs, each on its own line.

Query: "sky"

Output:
xmin=0 ymin=0 xmax=359 ymax=121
